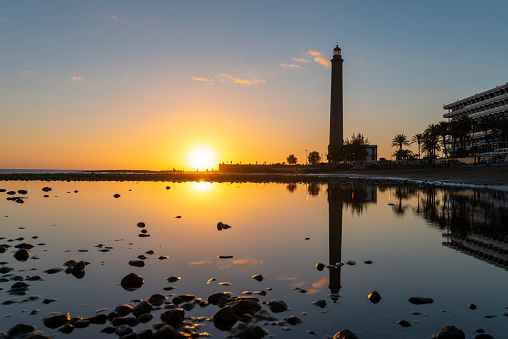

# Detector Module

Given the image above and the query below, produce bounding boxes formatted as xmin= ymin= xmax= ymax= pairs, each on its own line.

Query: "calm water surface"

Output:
xmin=1 ymin=181 xmax=507 ymax=338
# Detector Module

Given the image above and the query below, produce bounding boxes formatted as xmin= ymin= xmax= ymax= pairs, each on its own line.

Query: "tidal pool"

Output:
xmin=0 ymin=181 xmax=507 ymax=338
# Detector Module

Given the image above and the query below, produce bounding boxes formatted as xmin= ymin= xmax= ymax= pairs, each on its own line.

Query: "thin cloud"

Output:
xmin=306 ymin=50 xmax=323 ymax=57
xmin=192 ymin=76 xmax=215 ymax=83
xmin=279 ymin=63 xmax=302 ymax=70
xmin=277 ymin=275 xmax=299 ymax=281
xmin=235 ymin=78 xmax=252 ymax=85
xmin=252 ymin=78 xmax=266 ymax=85
xmin=190 ymin=259 xmax=212 ymax=266
xmin=71 ymin=76 xmax=84 ymax=81
xmin=219 ymin=73 xmax=265 ymax=85
xmin=21 ymin=70 xmax=31 ymax=75
xmin=314 ymin=57 xmax=331 ymax=68
xmin=112 ymin=15 xmax=118 ymax=20
xmin=0 ymin=17 xmax=9 ymax=24
xmin=292 ymin=58 xmax=311 ymax=63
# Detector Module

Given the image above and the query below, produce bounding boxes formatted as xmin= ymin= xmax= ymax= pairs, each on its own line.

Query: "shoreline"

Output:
xmin=0 ymin=163 xmax=507 ymax=192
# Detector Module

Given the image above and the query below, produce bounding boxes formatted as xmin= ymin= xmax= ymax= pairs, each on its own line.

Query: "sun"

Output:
xmin=187 ymin=147 xmax=217 ymax=171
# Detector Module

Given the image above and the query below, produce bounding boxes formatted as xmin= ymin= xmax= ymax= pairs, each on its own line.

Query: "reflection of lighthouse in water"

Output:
xmin=327 ymin=184 xmax=377 ymax=297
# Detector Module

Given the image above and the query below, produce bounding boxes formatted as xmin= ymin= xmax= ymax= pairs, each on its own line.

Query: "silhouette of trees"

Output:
xmin=421 ymin=124 xmax=440 ymax=159
xmin=286 ymin=154 xmax=298 ymax=165
xmin=391 ymin=134 xmax=412 ymax=160
xmin=412 ymin=133 xmax=423 ymax=159
xmin=327 ymin=133 xmax=370 ymax=163
xmin=307 ymin=151 xmax=321 ymax=165
xmin=435 ymin=121 xmax=450 ymax=158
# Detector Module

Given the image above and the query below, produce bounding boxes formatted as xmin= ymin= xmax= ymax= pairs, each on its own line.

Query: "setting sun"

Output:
xmin=187 ymin=147 xmax=217 ymax=171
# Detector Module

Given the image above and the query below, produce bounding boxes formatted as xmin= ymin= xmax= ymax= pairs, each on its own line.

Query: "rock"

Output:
xmin=312 ymin=299 xmax=327 ymax=308
xmin=138 ymin=313 xmax=154 ymax=323
xmin=166 ymin=186 xmax=171 ymax=190
xmin=345 ymin=260 xmax=356 ymax=265
xmin=138 ymin=233 xmax=150 ymax=237
xmin=120 ymin=273 xmax=144 ymax=291
xmin=252 ymin=274 xmax=264 ymax=282
xmin=137 ymin=328 xmax=154 ymax=339
xmin=229 ymin=299 xmax=262 ymax=316
xmin=368 ymin=291 xmax=382 ymax=304
xmin=229 ymin=324 xmax=268 ymax=338
xmin=398 ymin=320 xmax=412 ymax=327
xmin=434 ymin=325 xmax=465 ymax=339
xmin=43 ymin=267 xmax=63 ymax=274
xmin=364 ymin=260 xmax=373 ymax=264
xmin=286 ymin=315 xmax=303 ymax=325
xmin=158 ymin=256 xmax=169 ymax=260
xmin=43 ymin=312 xmax=70 ymax=329
xmin=0 ymin=266 xmax=14 ymax=274
xmin=208 ymin=292 xmax=232 ymax=305
xmin=152 ymin=325 xmax=177 ymax=339
xmin=42 ymin=298 xmax=58 ymax=304
xmin=474 ymin=334 xmax=494 ymax=339
xmin=217 ymin=255 xmax=233 ymax=259
xmin=14 ymin=249 xmax=30 ymax=261
xmin=469 ymin=304 xmax=477 ymax=310
xmin=42 ymin=187 xmax=52 ymax=192
xmin=148 ymin=293 xmax=167 ymax=306
xmin=160 ymin=308 xmax=185 ymax=326
xmin=116 ymin=324 xmax=133 ymax=336
xmin=113 ymin=194 xmax=121 ymax=198
xmin=7 ymin=323 xmax=36 ymax=336
xmin=408 ymin=297 xmax=434 ymax=305
xmin=84 ymin=313 xmax=107 ymax=324
xmin=333 ymin=329 xmax=359 ymax=339
xmin=129 ymin=260 xmax=145 ymax=267
xmin=59 ymin=324 xmax=74 ymax=334
xmin=100 ymin=326 xmax=117 ymax=334
xmin=71 ymin=261 xmax=86 ymax=274
xmin=166 ymin=276 xmax=181 ymax=283
xmin=315 ymin=262 xmax=325 ymax=271
xmin=268 ymin=300 xmax=288 ymax=313
xmin=140 ymin=229 xmax=148 ymax=234
xmin=74 ymin=320 xmax=90 ymax=328
xmin=213 ymin=306 xmax=239 ymax=331
xmin=111 ymin=316 xmax=140 ymax=327
xmin=114 ymin=304 xmax=132 ymax=317
xmin=132 ymin=300 xmax=152 ymax=317
xmin=137 ymin=222 xmax=145 ymax=228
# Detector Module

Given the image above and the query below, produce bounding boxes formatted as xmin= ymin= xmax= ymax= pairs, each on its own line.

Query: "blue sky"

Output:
xmin=1 ymin=1 xmax=507 ymax=169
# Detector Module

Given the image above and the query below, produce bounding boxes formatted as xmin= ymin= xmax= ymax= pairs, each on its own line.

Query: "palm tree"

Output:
xmin=391 ymin=134 xmax=411 ymax=151
xmin=421 ymin=124 xmax=440 ymax=161
xmin=412 ymin=133 xmax=423 ymax=159
xmin=435 ymin=121 xmax=450 ymax=158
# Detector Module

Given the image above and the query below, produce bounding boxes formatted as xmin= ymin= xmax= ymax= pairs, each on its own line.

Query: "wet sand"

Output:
xmin=0 ymin=163 xmax=506 ymax=190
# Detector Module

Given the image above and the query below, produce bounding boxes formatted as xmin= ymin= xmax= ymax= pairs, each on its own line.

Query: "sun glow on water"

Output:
xmin=187 ymin=147 xmax=217 ymax=171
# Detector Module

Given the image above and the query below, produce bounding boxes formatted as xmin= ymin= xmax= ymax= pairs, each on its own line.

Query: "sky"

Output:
xmin=1 ymin=1 xmax=508 ymax=170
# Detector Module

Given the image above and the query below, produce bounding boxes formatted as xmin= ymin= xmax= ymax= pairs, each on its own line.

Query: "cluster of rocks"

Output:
xmin=137 ymin=222 xmax=150 ymax=238
xmin=217 ymin=222 xmax=232 ymax=231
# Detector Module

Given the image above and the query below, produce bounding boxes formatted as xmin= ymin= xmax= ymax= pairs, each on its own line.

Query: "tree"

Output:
xmin=435 ymin=121 xmax=450 ymax=158
xmin=342 ymin=133 xmax=370 ymax=162
xmin=286 ymin=154 xmax=298 ymax=165
xmin=393 ymin=149 xmax=414 ymax=160
xmin=412 ymin=133 xmax=423 ymax=159
xmin=307 ymin=151 xmax=321 ymax=165
xmin=421 ymin=124 xmax=440 ymax=160
xmin=391 ymin=134 xmax=411 ymax=151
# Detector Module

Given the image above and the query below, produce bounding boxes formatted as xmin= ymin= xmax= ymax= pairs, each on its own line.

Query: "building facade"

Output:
xmin=443 ymin=82 xmax=508 ymax=156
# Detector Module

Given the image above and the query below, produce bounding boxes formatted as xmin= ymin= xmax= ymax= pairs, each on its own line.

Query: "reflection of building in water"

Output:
xmin=443 ymin=233 xmax=508 ymax=271
xmin=327 ymin=184 xmax=377 ymax=296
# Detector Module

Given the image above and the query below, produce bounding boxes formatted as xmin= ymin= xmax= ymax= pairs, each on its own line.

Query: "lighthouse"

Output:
xmin=328 ymin=45 xmax=344 ymax=161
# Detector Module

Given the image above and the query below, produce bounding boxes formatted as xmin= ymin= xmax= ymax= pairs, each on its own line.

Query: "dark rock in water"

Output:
xmin=160 ymin=308 xmax=185 ymax=326
xmin=474 ymin=334 xmax=494 ymax=339
xmin=116 ymin=324 xmax=133 ymax=336
xmin=315 ymin=263 xmax=325 ymax=271
xmin=229 ymin=324 xmax=268 ymax=338
xmin=14 ymin=249 xmax=30 ymax=261
xmin=345 ymin=260 xmax=356 ymax=265
xmin=132 ymin=300 xmax=152 ymax=317
xmin=217 ymin=255 xmax=233 ymax=259
xmin=166 ymin=276 xmax=181 ymax=283
xmin=148 ymin=293 xmax=167 ymax=306
xmin=208 ymin=292 xmax=231 ymax=305
xmin=14 ymin=243 xmax=34 ymax=249
xmin=152 ymin=325 xmax=176 ymax=339
xmin=171 ymin=296 xmax=185 ymax=305
xmin=166 ymin=186 xmax=171 ymax=190
xmin=137 ymin=222 xmax=146 ymax=228
xmin=138 ymin=313 xmax=154 ymax=323
xmin=114 ymin=304 xmax=132 ymax=317
xmin=175 ymin=216 xmax=181 ymax=218
xmin=268 ymin=300 xmax=289 ymax=313
xmin=468 ymin=304 xmax=477 ymax=310
xmin=43 ymin=312 xmax=70 ymax=329
xmin=178 ymin=294 xmax=196 ymax=302
xmin=84 ymin=313 xmax=107 ymax=324
xmin=42 ymin=298 xmax=58 ymax=304
xmin=129 ymin=260 xmax=145 ymax=267
xmin=140 ymin=229 xmax=148 ymax=234
xmin=7 ymin=323 xmax=36 ymax=336
xmin=111 ymin=316 xmax=140 ymax=327
xmin=213 ymin=305 xmax=239 ymax=331
xmin=286 ymin=315 xmax=303 ymax=325
xmin=0 ymin=246 xmax=6 ymax=253
xmin=63 ymin=259 xmax=78 ymax=267
xmin=18 ymin=190 xmax=28 ymax=195
xmin=137 ymin=328 xmax=154 ymax=339
xmin=74 ymin=320 xmax=90 ymax=328
xmin=158 ymin=256 xmax=169 ymax=260
xmin=113 ymin=194 xmax=121 ymax=198
xmin=408 ymin=297 xmax=434 ymax=305
xmin=6 ymin=191 xmax=16 ymax=195
xmin=71 ymin=261 xmax=86 ymax=274
xmin=100 ymin=326 xmax=117 ymax=334
xmin=145 ymin=250 xmax=155 ymax=255
xmin=43 ymin=267 xmax=63 ymax=274
xmin=120 ymin=273 xmax=144 ymax=291
xmin=252 ymin=274 xmax=264 ymax=282
xmin=26 ymin=276 xmax=44 ymax=281
xmin=228 ymin=299 xmax=262 ymax=317
xmin=368 ymin=291 xmax=382 ymax=304
xmin=398 ymin=320 xmax=412 ymax=327
xmin=434 ymin=325 xmax=465 ymax=339
xmin=312 ymin=299 xmax=327 ymax=308
xmin=137 ymin=255 xmax=148 ymax=260
xmin=138 ymin=234 xmax=150 ymax=237
xmin=30 ymin=309 xmax=40 ymax=315
xmin=0 ymin=266 xmax=14 ymax=274
xmin=333 ymin=329 xmax=359 ymax=339
xmin=59 ymin=324 xmax=74 ymax=334
xmin=364 ymin=260 xmax=373 ymax=264
xmin=42 ymin=187 xmax=52 ymax=192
